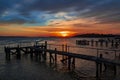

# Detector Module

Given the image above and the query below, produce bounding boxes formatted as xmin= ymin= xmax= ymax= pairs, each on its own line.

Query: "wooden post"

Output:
xmin=49 ymin=52 xmax=52 ymax=64
xmin=115 ymin=42 xmax=118 ymax=48
xmin=99 ymin=54 xmax=103 ymax=74
xmin=35 ymin=49 xmax=39 ymax=60
xmin=62 ymin=44 xmax=64 ymax=51
xmin=62 ymin=44 xmax=65 ymax=60
xmin=97 ymin=49 xmax=99 ymax=57
xmin=16 ymin=45 xmax=21 ymax=59
xmin=96 ymin=62 xmax=99 ymax=80
xmin=112 ymin=50 xmax=117 ymax=75
xmin=5 ymin=47 xmax=7 ymax=59
xmin=119 ymin=53 xmax=120 ymax=59
xmin=91 ymin=39 xmax=94 ymax=46
xmin=114 ymin=50 xmax=117 ymax=59
xmin=105 ymin=41 xmax=108 ymax=47
xmin=45 ymin=41 xmax=47 ymax=49
xmin=55 ymin=48 xmax=57 ymax=65
xmin=44 ymin=41 xmax=47 ymax=61
xmin=95 ymin=41 xmax=98 ymax=47
xmin=114 ymin=65 xmax=117 ymax=75
xmin=65 ymin=44 xmax=68 ymax=61
xmin=111 ymin=40 xmax=114 ymax=47
xmin=30 ymin=48 xmax=33 ymax=58
xmin=39 ymin=50 xmax=42 ymax=61
xmin=67 ymin=46 xmax=69 ymax=53
xmin=25 ymin=47 xmax=28 ymax=54
xmin=5 ymin=47 xmax=11 ymax=60
xmin=65 ymin=44 xmax=67 ymax=52
xmin=72 ymin=58 xmax=75 ymax=70
xmin=68 ymin=56 xmax=71 ymax=70
xmin=100 ymin=41 xmax=103 ymax=47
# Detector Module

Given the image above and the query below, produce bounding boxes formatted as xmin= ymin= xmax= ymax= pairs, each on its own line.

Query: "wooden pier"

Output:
xmin=4 ymin=41 xmax=120 ymax=80
xmin=76 ymin=38 xmax=120 ymax=48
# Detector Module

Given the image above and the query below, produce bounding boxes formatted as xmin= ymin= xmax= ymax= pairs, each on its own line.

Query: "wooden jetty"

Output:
xmin=4 ymin=41 xmax=120 ymax=80
xmin=76 ymin=38 xmax=120 ymax=48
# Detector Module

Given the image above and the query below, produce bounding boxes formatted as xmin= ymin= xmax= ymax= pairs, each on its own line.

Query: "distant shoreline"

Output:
xmin=0 ymin=34 xmax=120 ymax=38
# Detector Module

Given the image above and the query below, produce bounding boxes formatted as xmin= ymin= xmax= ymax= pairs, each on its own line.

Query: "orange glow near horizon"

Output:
xmin=0 ymin=22 xmax=120 ymax=37
xmin=59 ymin=31 xmax=70 ymax=37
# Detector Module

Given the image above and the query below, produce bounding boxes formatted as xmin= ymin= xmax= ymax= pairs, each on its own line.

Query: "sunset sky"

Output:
xmin=0 ymin=0 xmax=120 ymax=37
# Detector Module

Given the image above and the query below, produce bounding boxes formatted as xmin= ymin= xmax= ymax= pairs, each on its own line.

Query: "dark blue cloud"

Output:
xmin=0 ymin=0 xmax=120 ymax=24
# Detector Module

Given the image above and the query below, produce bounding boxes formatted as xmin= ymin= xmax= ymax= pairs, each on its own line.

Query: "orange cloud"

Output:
xmin=0 ymin=19 xmax=120 ymax=37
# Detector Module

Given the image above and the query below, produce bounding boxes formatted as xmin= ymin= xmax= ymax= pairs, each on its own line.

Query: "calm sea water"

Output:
xmin=0 ymin=37 xmax=120 ymax=80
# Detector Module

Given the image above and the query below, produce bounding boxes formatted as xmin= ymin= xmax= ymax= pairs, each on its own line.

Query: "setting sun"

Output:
xmin=59 ymin=31 xmax=70 ymax=37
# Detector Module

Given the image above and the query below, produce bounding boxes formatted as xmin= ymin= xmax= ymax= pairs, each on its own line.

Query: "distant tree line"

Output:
xmin=73 ymin=33 xmax=120 ymax=38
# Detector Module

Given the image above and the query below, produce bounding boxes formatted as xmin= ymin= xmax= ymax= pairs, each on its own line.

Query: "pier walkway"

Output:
xmin=4 ymin=41 xmax=120 ymax=80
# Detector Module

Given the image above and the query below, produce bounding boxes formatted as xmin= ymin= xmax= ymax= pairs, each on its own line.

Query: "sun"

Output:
xmin=59 ymin=31 xmax=70 ymax=37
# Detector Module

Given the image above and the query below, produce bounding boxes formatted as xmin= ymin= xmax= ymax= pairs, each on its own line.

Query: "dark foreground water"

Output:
xmin=0 ymin=37 xmax=120 ymax=80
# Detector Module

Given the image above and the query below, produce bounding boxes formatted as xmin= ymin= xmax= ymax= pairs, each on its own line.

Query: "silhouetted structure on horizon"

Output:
xmin=73 ymin=33 xmax=120 ymax=38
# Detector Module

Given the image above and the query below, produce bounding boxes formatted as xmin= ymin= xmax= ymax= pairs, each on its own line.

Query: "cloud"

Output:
xmin=0 ymin=0 xmax=120 ymax=25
